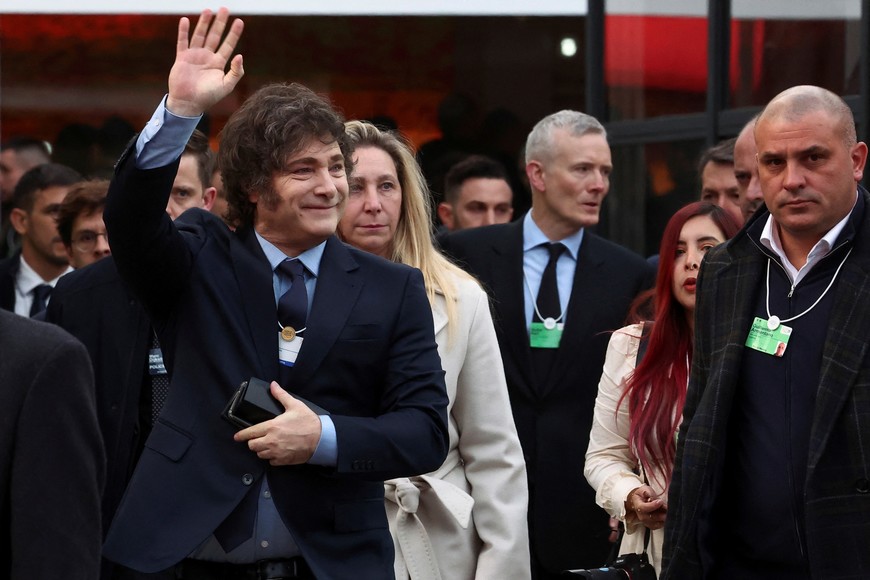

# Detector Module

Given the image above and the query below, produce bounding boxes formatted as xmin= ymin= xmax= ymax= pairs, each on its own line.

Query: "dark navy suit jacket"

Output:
xmin=0 ymin=251 xmax=20 ymax=311
xmin=44 ymin=256 xmax=153 ymax=580
xmin=101 ymin=147 xmax=449 ymax=576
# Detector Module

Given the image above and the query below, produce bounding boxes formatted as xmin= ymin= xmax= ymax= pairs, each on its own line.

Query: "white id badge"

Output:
xmin=278 ymin=332 xmax=303 ymax=367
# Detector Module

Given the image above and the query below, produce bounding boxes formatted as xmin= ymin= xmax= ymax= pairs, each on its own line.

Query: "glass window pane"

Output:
xmin=1 ymin=13 xmax=584 ymax=190
xmin=604 ymin=15 xmax=708 ymax=121
xmin=730 ymin=1 xmax=862 ymax=107
xmin=603 ymin=139 xmax=704 ymax=257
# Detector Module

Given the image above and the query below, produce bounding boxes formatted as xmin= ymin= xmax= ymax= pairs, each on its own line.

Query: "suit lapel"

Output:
xmin=432 ymin=292 xmax=448 ymax=339
xmin=487 ymin=221 xmax=538 ymax=398
xmin=710 ymin=248 xmax=764 ymax=418
xmin=809 ymin=231 xmax=870 ymax=472
xmin=290 ymin=236 xmax=362 ymax=386
xmin=232 ymin=227 xmax=278 ymax=380
xmin=541 ymin=235 xmax=607 ymax=395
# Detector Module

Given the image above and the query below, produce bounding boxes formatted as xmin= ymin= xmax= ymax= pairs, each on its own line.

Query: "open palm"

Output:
xmin=166 ymin=8 xmax=245 ymax=117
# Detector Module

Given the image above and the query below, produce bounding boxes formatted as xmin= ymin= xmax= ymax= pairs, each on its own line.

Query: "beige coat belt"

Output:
xmin=384 ymin=451 xmax=474 ymax=580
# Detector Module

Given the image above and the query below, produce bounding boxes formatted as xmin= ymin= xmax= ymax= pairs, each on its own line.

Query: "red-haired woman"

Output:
xmin=584 ymin=201 xmax=740 ymax=574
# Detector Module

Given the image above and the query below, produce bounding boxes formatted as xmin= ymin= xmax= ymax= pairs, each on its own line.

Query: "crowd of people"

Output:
xmin=2 ymin=7 xmax=870 ymax=580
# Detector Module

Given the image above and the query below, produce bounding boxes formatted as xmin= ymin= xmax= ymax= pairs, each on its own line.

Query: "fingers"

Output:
xmin=233 ymin=420 xmax=270 ymax=442
xmin=270 ymin=381 xmax=298 ymax=410
xmin=635 ymin=504 xmax=667 ymax=530
xmin=217 ymin=19 xmax=245 ymax=65
xmin=189 ymin=9 xmax=214 ymax=49
xmin=204 ymin=7 xmax=230 ymax=52
xmin=225 ymin=54 xmax=245 ymax=89
xmin=176 ymin=16 xmax=191 ymax=55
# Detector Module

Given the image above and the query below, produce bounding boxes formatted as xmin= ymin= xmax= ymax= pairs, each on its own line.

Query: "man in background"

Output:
xmin=0 ymin=163 xmax=80 ymax=316
xmin=698 ymin=137 xmax=743 ymax=225
xmin=437 ymin=154 xmax=514 ymax=231
xmin=46 ymin=130 xmax=216 ymax=580
xmin=56 ymin=179 xmax=112 ymax=269
xmin=441 ymin=110 xmax=653 ymax=577
xmin=0 ymin=309 xmax=104 ymax=579
xmin=0 ymin=137 xmax=52 ymax=258
xmin=734 ymin=115 xmax=765 ymax=223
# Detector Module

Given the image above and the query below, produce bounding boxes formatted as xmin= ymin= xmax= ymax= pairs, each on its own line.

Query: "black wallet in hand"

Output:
xmin=222 ymin=377 xmax=329 ymax=429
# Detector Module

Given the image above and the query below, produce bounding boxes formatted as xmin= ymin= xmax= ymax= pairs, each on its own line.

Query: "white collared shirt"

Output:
xmin=13 ymin=256 xmax=71 ymax=317
xmin=760 ymin=190 xmax=857 ymax=287
xmin=522 ymin=211 xmax=584 ymax=331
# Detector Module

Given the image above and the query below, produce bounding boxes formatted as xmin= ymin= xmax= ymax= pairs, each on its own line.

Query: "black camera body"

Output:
xmin=562 ymin=552 xmax=657 ymax=580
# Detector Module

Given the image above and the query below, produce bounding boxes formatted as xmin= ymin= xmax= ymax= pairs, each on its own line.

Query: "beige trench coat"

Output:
xmin=385 ymin=271 xmax=530 ymax=580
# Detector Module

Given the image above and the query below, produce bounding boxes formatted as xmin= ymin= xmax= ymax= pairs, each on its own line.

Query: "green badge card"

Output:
xmin=530 ymin=322 xmax=563 ymax=349
xmin=745 ymin=316 xmax=792 ymax=357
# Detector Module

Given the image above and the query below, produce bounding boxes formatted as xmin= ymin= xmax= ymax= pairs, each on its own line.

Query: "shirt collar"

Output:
xmin=522 ymin=210 xmax=584 ymax=259
xmin=254 ymin=231 xmax=326 ymax=277
xmin=760 ymin=189 xmax=857 ymax=264
xmin=16 ymin=255 xmax=70 ymax=294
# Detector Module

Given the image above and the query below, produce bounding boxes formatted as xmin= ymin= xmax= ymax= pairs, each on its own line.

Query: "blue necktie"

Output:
xmin=30 ymin=284 xmax=52 ymax=317
xmin=277 ymin=259 xmax=308 ymax=333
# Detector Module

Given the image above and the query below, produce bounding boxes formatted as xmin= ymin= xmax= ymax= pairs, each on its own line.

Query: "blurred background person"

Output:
xmin=0 ymin=163 xmax=80 ymax=316
xmin=734 ymin=115 xmax=765 ymax=223
xmin=0 ymin=137 xmax=52 ymax=258
xmin=208 ymin=167 xmax=233 ymax=228
xmin=648 ymin=138 xmax=744 ymax=271
xmin=56 ymin=179 xmax=111 ymax=269
xmin=584 ymin=202 xmax=739 ymax=574
xmin=46 ymin=130 xmax=215 ymax=580
xmin=437 ymin=154 xmax=514 ymax=233
xmin=0 ymin=308 xmax=105 ymax=580
xmin=439 ymin=110 xmax=655 ymax=576
xmin=698 ymin=137 xmax=743 ymax=225
xmin=339 ymin=120 xmax=531 ymax=579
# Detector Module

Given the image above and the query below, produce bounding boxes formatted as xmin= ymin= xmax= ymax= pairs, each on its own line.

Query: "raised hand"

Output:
xmin=166 ymin=7 xmax=245 ymax=117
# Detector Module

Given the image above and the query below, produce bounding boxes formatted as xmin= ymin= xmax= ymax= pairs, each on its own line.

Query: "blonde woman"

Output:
xmin=338 ymin=120 xmax=530 ymax=580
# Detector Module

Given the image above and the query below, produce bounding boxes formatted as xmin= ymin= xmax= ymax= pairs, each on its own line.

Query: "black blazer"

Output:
xmin=663 ymin=190 xmax=870 ymax=579
xmin=440 ymin=219 xmax=654 ymax=572
xmin=0 ymin=252 xmax=20 ymax=311
xmin=44 ymin=258 xmax=153 ymax=540
xmin=101 ymin=148 xmax=449 ymax=576
xmin=0 ymin=310 xmax=105 ymax=579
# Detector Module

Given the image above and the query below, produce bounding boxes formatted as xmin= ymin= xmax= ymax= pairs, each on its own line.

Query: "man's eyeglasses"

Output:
xmin=72 ymin=231 xmax=109 ymax=253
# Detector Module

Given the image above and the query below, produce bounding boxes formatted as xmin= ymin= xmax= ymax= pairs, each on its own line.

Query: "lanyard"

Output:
xmin=764 ymin=247 xmax=852 ymax=330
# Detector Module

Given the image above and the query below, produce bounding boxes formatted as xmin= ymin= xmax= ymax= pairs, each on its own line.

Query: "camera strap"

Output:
xmin=638 ymin=321 xmax=653 ymax=557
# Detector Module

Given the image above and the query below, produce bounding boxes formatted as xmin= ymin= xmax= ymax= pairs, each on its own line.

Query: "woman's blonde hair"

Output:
xmin=342 ymin=120 xmax=476 ymax=332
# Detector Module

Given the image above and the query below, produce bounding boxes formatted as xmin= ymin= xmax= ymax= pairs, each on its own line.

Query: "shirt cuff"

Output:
xmin=308 ymin=415 xmax=337 ymax=466
xmin=135 ymin=94 xmax=203 ymax=170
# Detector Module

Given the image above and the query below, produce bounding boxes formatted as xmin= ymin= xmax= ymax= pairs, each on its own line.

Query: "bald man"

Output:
xmin=734 ymin=115 xmax=765 ymax=223
xmin=663 ymin=85 xmax=870 ymax=579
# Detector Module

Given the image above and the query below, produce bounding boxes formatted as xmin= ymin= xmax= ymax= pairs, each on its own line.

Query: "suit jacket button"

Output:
xmin=242 ymin=473 xmax=254 ymax=486
xmin=857 ymin=478 xmax=870 ymax=493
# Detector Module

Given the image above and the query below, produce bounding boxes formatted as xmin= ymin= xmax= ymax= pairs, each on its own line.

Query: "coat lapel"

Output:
xmin=809 ymin=195 xmax=870 ymax=472
xmin=289 ymin=236 xmax=362 ymax=387
xmin=541 ymin=235 xmax=606 ymax=396
xmin=232 ymin=226 xmax=278 ymax=380
xmin=708 ymin=246 xmax=764 ymax=420
xmin=486 ymin=220 xmax=538 ymax=399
